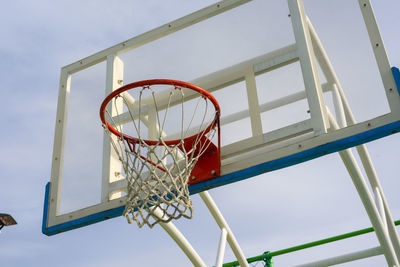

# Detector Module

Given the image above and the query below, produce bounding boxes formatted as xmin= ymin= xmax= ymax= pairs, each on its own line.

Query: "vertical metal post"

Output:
xmin=306 ymin=17 xmax=355 ymax=126
xmin=288 ymin=0 xmax=328 ymax=136
xmin=245 ymin=67 xmax=263 ymax=137
xmin=101 ymin=54 xmax=124 ymax=202
xmin=358 ymin=0 xmax=400 ymax=114
xmin=215 ymin=228 xmax=228 ymax=267
xmin=49 ymin=69 xmax=71 ymax=221
xmin=200 ymin=191 xmax=249 ymax=267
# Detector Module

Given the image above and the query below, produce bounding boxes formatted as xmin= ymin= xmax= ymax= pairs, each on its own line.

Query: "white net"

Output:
xmin=102 ymin=82 xmax=219 ymax=228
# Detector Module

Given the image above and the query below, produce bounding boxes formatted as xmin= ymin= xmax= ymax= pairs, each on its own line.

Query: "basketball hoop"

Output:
xmin=100 ymin=79 xmax=220 ymax=228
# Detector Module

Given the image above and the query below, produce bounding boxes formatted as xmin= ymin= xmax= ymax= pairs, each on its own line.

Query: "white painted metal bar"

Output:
xmin=221 ymin=119 xmax=312 ymax=160
xmin=62 ymin=0 xmax=253 ymax=75
xmin=215 ymin=228 xmax=228 ymax=267
xmin=357 ymin=143 xmax=400 ymax=261
xmin=358 ymin=0 xmax=400 ymax=114
xmin=307 ymin=17 xmax=356 ymax=126
xmin=332 ymin=84 xmax=347 ymax=128
xmin=120 ymin=92 xmax=166 ymax=140
xmin=102 ymin=54 xmax=124 ymax=202
xmin=147 ymin=101 xmax=160 ymax=166
xmin=288 ymin=0 xmax=328 ymax=136
xmin=195 ymin=44 xmax=297 ymax=92
xmin=111 ymin=101 xmax=148 ymax=126
xmin=120 ymin=92 xmax=150 ymax=126
xmin=327 ymin=110 xmax=399 ymax=266
xmin=252 ymin=46 xmax=298 ymax=74
xmin=245 ymin=67 xmax=263 ymax=137
xmin=294 ymin=246 xmax=383 ymax=267
xmin=49 ymin=70 xmax=71 ymax=224
xmin=199 ymin=191 xmax=249 ymax=267
xmin=374 ymin=187 xmax=388 ymax=235
xmin=147 ymin=102 xmax=158 ymax=140
xmin=309 ymin=17 xmax=400 ymax=261
xmin=152 ymin=207 xmax=207 ymax=267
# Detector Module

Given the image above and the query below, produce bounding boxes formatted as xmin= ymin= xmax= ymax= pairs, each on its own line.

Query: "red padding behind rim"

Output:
xmin=100 ymin=79 xmax=220 ymax=146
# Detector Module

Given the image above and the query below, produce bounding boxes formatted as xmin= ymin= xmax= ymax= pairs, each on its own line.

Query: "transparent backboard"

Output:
xmin=43 ymin=0 xmax=400 ymax=235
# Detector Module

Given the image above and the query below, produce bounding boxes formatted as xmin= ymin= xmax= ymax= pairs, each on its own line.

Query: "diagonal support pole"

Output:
xmin=152 ymin=207 xmax=207 ymax=267
xmin=308 ymin=15 xmax=400 ymax=262
xmin=327 ymin=110 xmax=399 ymax=266
xmin=200 ymin=191 xmax=249 ymax=267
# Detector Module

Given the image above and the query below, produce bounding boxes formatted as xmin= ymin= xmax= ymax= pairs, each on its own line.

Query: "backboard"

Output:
xmin=43 ymin=0 xmax=400 ymax=235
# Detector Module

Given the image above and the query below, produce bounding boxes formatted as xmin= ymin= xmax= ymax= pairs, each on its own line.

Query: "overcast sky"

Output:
xmin=1 ymin=0 xmax=400 ymax=266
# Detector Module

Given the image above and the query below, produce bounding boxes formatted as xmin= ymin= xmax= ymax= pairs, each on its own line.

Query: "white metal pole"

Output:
xmin=356 ymin=144 xmax=400 ymax=260
xmin=332 ymin=80 xmax=393 ymax=252
xmin=102 ymin=54 xmax=124 ymax=202
xmin=337 ymin=149 xmax=398 ymax=266
xmin=331 ymin=84 xmax=347 ymax=128
xmin=306 ymin=17 xmax=356 ymax=126
xmin=308 ymin=17 xmax=400 ymax=261
xmin=294 ymin=246 xmax=383 ymax=267
xmin=288 ymin=0 xmax=328 ymax=135
xmin=49 ymin=70 xmax=71 ymax=220
xmin=245 ymin=67 xmax=263 ymax=137
xmin=374 ymin=187 xmax=388 ymax=234
xmin=358 ymin=0 xmax=400 ymax=114
xmin=331 ymin=83 xmax=395 ymax=258
xmin=327 ymin=111 xmax=399 ymax=266
xmin=215 ymin=228 xmax=228 ymax=267
xmin=152 ymin=207 xmax=207 ymax=267
xmin=199 ymin=191 xmax=249 ymax=267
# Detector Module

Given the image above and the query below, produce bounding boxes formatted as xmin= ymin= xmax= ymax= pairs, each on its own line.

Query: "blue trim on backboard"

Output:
xmin=46 ymin=206 xmax=125 ymax=236
xmin=42 ymin=182 xmax=50 ymax=234
xmin=42 ymin=182 xmax=125 ymax=236
xmin=392 ymin=67 xmax=400 ymax=95
xmin=43 ymin=118 xmax=400 ymax=235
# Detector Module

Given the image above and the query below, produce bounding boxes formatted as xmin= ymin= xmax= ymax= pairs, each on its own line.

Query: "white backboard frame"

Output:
xmin=43 ymin=0 xmax=400 ymax=236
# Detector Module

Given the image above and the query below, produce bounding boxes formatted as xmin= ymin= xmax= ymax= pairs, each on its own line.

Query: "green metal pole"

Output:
xmin=222 ymin=220 xmax=400 ymax=267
